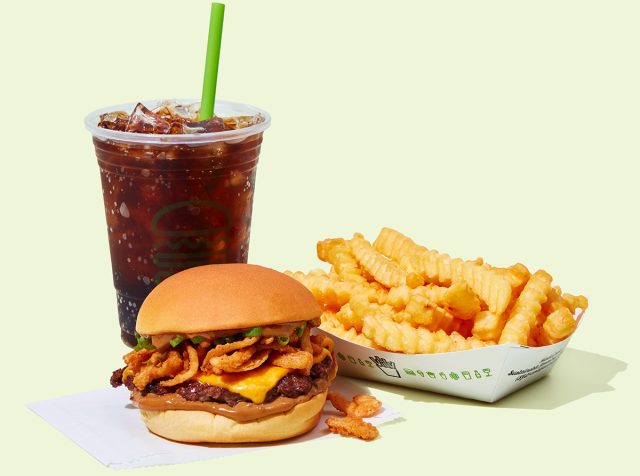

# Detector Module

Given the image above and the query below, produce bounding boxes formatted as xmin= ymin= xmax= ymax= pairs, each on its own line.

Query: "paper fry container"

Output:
xmin=317 ymin=311 xmax=585 ymax=402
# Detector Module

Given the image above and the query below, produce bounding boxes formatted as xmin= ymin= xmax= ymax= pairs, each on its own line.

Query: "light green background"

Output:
xmin=2 ymin=0 xmax=638 ymax=474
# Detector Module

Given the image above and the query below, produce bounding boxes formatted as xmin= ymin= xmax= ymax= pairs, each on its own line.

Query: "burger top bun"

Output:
xmin=136 ymin=264 xmax=322 ymax=336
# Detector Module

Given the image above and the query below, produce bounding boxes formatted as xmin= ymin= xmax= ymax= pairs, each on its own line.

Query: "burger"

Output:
xmin=110 ymin=263 xmax=336 ymax=443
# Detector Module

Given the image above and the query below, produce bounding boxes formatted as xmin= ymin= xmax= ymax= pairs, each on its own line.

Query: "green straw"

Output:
xmin=199 ymin=2 xmax=225 ymax=120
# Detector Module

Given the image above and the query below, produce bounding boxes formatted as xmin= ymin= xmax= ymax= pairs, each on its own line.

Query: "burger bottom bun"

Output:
xmin=140 ymin=391 xmax=328 ymax=443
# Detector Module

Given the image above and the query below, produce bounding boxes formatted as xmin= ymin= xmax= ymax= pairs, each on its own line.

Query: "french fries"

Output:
xmin=287 ymin=228 xmax=587 ymax=354
xmin=375 ymin=228 xmax=512 ymax=315
xmin=317 ymin=238 xmax=367 ymax=284
xmin=499 ymin=270 xmax=552 ymax=345
xmin=350 ymin=233 xmax=423 ymax=288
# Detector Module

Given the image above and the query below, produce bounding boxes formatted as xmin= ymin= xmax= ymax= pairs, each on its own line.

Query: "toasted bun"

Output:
xmin=140 ymin=391 xmax=327 ymax=443
xmin=136 ymin=264 xmax=322 ymax=335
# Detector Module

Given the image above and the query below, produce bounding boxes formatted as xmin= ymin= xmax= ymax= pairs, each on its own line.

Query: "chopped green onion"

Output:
xmin=243 ymin=327 xmax=263 ymax=337
xmin=214 ymin=336 xmax=233 ymax=345
xmin=214 ymin=334 xmax=244 ymax=345
xmin=296 ymin=322 xmax=306 ymax=337
xmin=170 ymin=336 xmax=185 ymax=347
xmin=190 ymin=335 xmax=205 ymax=345
xmin=277 ymin=336 xmax=290 ymax=345
xmin=134 ymin=334 xmax=155 ymax=351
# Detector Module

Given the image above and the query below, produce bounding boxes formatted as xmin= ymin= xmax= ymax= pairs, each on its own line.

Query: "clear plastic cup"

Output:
xmin=85 ymin=100 xmax=271 ymax=347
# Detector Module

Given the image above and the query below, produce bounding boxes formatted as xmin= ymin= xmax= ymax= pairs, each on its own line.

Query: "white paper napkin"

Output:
xmin=27 ymin=376 xmax=400 ymax=469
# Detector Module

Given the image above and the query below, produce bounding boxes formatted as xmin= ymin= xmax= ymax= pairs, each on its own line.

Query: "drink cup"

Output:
xmin=85 ymin=100 xmax=270 ymax=346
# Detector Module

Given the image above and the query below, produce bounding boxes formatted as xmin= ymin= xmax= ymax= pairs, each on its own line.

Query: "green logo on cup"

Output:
xmin=151 ymin=199 xmax=233 ymax=282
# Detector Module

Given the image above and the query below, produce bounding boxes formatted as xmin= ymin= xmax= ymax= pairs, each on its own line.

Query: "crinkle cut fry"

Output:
xmin=335 ymin=302 xmax=362 ymax=332
xmin=540 ymin=307 xmax=577 ymax=345
xmin=353 ymin=284 xmax=464 ymax=337
xmin=385 ymin=283 xmax=479 ymax=320
xmin=284 ymin=270 xmax=384 ymax=309
xmin=362 ymin=310 xmax=437 ymax=353
xmin=373 ymin=227 xmax=511 ymax=315
xmin=402 ymin=294 xmax=454 ymax=331
xmin=472 ymin=310 xmax=506 ymax=342
xmin=543 ymin=286 xmax=564 ymax=315
xmin=362 ymin=309 xmax=476 ymax=354
xmin=348 ymin=292 xmax=453 ymax=335
xmin=362 ymin=308 xmax=493 ymax=354
xmin=373 ymin=227 xmax=427 ymax=262
xmin=561 ymin=292 xmax=588 ymax=314
xmin=502 ymin=263 xmax=531 ymax=295
xmin=284 ymin=270 xmax=349 ymax=308
xmin=317 ymin=238 xmax=367 ymax=283
xmin=499 ymin=270 xmax=553 ymax=345
xmin=441 ymin=281 xmax=481 ymax=320
xmin=320 ymin=310 xmax=382 ymax=349
xmin=349 ymin=233 xmax=423 ymax=288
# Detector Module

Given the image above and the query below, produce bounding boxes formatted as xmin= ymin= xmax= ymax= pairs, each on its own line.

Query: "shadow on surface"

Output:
xmin=361 ymin=348 xmax=627 ymax=410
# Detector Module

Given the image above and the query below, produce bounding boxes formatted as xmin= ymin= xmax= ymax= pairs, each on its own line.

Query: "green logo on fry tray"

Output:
xmin=370 ymin=356 xmax=401 ymax=378
xmin=339 ymin=353 xmax=495 ymax=382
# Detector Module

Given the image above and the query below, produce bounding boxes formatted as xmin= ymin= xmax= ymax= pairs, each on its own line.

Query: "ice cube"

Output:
xmin=153 ymin=100 xmax=199 ymax=121
xmin=98 ymin=111 xmax=129 ymax=131
xmin=222 ymin=115 xmax=262 ymax=130
xmin=169 ymin=119 xmax=187 ymax=134
xmin=125 ymin=103 xmax=172 ymax=134
xmin=186 ymin=117 xmax=225 ymax=133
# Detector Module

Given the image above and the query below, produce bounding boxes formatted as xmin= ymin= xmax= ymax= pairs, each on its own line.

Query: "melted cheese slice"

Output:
xmin=197 ymin=365 xmax=290 ymax=404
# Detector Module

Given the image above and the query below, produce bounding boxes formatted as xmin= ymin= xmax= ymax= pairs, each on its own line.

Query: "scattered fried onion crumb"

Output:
xmin=328 ymin=391 xmax=382 ymax=418
xmin=326 ymin=391 xmax=382 ymax=440
xmin=349 ymin=394 xmax=382 ymax=418
xmin=326 ymin=416 xmax=379 ymax=441
xmin=328 ymin=391 xmax=352 ymax=414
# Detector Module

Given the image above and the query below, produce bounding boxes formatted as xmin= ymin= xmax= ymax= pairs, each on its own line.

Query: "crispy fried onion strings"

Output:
xmin=300 ymin=326 xmax=313 ymax=354
xmin=205 ymin=346 xmax=272 ymax=375
xmin=160 ymin=345 xmax=199 ymax=387
xmin=123 ymin=324 xmax=334 ymax=386
xmin=256 ymin=342 xmax=299 ymax=353
xmin=122 ymin=348 xmax=153 ymax=382
xmin=132 ymin=350 xmax=183 ymax=390
xmin=201 ymin=336 xmax=260 ymax=365
xmin=270 ymin=350 xmax=314 ymax=373
xmin=310 ymin=333 xmax=334 ymax=353
xmin=311 ymin=343 xmax=332 ymax=364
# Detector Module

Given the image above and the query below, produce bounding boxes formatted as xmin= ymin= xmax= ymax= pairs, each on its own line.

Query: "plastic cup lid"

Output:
xmin=84 ymin=99 xmax=271 ymax=145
